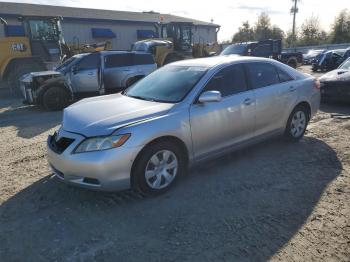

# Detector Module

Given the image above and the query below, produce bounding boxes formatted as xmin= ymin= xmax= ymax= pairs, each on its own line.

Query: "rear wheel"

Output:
xmin=287 ymin=59 xmax=297 ymax=69
xmin=7 ymin=63 xmax=44 ymax=97
xmin=42 ymin=86 xmax=70 ymax=111
xmin=133 ymin=141 xmax=186 ymax=194
xmin=285 ymin=105 xmax=309 ymax=141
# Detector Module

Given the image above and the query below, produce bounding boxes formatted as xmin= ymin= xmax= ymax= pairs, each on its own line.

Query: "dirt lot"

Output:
xmin=0 ymin=66 xmax=349 ymax=261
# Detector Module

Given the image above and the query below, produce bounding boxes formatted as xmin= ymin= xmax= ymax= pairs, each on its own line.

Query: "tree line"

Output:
xmin=224 ymin=9 xmax=350 ymax=47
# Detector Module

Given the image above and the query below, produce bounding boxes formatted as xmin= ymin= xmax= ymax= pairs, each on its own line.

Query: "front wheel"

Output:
xmin=133 ymin=141 xmax=186 ymax=194
xmin=42 ymin=86 xmax=70 ymax=111
xmin=285 ymin=105 xmax=309 ymax=141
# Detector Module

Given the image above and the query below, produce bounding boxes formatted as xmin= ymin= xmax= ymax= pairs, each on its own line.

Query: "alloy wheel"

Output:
xmin=144 ymin=150 xmax=178 ymax=190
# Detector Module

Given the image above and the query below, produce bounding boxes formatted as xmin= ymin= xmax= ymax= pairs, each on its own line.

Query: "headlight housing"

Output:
xmin=74 ymin=134 xmax=130 ymax=153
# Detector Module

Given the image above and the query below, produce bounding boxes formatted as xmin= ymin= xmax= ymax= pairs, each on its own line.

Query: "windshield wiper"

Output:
xmin=124 ymin=94 xmax=172 ymax=103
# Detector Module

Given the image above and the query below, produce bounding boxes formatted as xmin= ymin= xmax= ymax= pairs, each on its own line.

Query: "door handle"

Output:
xmin=289 ymin=86 xmax=296 ymax=92
xmin=243 ymin=98 xmax=254 ymax=105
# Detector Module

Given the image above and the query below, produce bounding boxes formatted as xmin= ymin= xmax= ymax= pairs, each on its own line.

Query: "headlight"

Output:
xmin=74 ymin=134 xmax=130 ymax=153
xmin=20 ymin=74 xmax=33 ymax=83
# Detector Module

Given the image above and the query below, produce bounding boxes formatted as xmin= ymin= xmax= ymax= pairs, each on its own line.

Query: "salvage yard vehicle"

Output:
xmin=312 ymin=50 xmax=343 ymax=72
xmin=220 ymin=39 xmax=303 ymax=68
xmin=20 ymin=51 xmax=157 ymax=110
xmin=47 ymin=56 xmax=320 ymax=194
xmin=0 ymin=15 xmax=65 ymax=95
xmin=303 ymin=49 xmax=325 ymax=65
xmin=132 ymin=21 xmax=220 ymax=67
xmin=319 ymin=57 xmax=350 ymax=102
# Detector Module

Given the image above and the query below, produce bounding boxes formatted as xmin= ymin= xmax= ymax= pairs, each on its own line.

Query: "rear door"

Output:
xmin=70 ymin=53 xmax=100 ymax=93
xmin=190 ymin=64 xmax=256 ymax=159
xmin=245 ymin=62 xmax=295 ymax=136
xmin=103 ymin=54 xmax=134 ymax=90
xmin=133 ymin=54 xmax=157 ymax=75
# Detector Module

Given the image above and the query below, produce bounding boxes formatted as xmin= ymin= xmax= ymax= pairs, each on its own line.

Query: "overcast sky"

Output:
xmin=2 ymin=0 xmax=348 ymax=41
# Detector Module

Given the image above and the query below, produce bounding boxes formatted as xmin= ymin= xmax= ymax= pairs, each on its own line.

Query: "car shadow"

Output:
xmin=0 ymin=136 xmax=341 ymax=261
xmin=0 ymin=88 xmax=61 ymax=139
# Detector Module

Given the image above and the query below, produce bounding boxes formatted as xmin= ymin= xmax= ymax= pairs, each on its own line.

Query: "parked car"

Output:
xmin=303 ymin=49 xmax=325 ymax=65
xmin=20 ymin=51 xmax=157 ymax=110
xmin=337 ymin=47 xmax=350 ymax=65
xmin=220 ymin=39 xmax=303 ymax=68
xmin=47 ymin=56 xmax=320 ymax=193
xmin=312 ymin=50 xmax=343 ymax=72
xmin=319 ymin=57 xmax=350 ymax=102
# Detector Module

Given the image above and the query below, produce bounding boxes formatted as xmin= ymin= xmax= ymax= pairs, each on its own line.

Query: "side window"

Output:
xmin=134 ymin=54 xmax=155 ymax=65
xmin=277 ymin=67 xmax=294 ymax=83
xmin=77 ymin=54 xmax=100 ymax=70
xmin=105 ymin=54 xmax=133 ymax=68
xmin=246 ymin=62 xmax=279 ymax=89
xmin=203 ymin=64 xmax=248 ymax=97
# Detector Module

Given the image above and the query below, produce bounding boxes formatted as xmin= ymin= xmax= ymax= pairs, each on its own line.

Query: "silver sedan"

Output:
xmin=47 ymin=56 xmax=320 ymax=193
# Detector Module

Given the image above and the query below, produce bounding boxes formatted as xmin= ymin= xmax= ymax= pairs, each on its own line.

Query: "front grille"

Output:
xmin=49 ymin=133 xmax=75 ymax=154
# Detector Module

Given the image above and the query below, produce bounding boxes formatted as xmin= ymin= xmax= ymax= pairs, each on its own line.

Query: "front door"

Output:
xmin=190 ymin=64 xmax=256 ymax=160
xmin=70 ymin=53 xmax=100 ymax=93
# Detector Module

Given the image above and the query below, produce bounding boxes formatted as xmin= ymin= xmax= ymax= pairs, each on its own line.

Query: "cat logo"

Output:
xmin=11 ymin=43 xmax=26 ymax=52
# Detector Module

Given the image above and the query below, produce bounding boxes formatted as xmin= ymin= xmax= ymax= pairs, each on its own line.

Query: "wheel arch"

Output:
xmin=130 ymin=135 xmax=190 ymax=188
xmin=294 ymin=101 xmax=311 ymax=120
xmin=37 ymin=79 xmax=71 ymax=104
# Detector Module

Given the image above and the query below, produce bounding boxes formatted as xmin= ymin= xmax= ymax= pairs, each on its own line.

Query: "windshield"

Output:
xmin=124 ymin=65 xmax=207 ymax=103
xmin=339 ymin=58 xmax=350 ymax=70
xmin=56 ymin=57 xmax=77 ymax=71
xmin=221 ymin=44 xmax=247 ymax=55
xmin=28 ymin=19 xmax=59 ymax=41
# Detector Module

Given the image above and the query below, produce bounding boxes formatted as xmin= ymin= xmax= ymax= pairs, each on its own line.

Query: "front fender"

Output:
xmin=36 ymin=76 xmax=72 ymax=103
xmin=115 ymin=108 xmax=194 ymax=161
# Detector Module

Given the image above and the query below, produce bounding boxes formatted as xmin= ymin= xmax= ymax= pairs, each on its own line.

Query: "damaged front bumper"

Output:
xmin=20 ymin=71 xmax=63 ymax=105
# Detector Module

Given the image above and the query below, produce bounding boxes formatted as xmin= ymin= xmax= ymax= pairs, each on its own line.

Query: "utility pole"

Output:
xmin=291 ymin=0 xmax=299 ymax=45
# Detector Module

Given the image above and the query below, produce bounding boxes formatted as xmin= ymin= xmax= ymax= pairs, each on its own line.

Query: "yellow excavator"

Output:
xmin=132 ymin=21 xmax=220 ymax=67
xmin=0 ymin=16 xmax=110 ymax=96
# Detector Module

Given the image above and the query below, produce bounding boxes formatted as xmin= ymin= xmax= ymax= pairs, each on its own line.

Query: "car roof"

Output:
xmin=98 ymin=50 xmax=152 ymax=56
xmin=170 ymin=55 xmax=281 ymax=68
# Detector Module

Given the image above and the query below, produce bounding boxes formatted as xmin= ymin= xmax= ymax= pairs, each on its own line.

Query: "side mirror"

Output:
xmin=198 ymin=91 xmax=222 ymax=103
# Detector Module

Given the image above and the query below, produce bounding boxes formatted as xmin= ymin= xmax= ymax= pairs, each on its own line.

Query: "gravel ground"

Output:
xmin=0 ymin=66 xmax=349 ymax=261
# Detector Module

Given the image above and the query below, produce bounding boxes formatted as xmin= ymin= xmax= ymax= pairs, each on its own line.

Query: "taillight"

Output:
xmin=314 ymin=79 xmax=321 ymax=90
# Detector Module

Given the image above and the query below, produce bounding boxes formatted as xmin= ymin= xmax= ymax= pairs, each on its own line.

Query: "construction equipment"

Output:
xmin=132 ymin=21 xmax=220 ymax=67
xmin=0 ymin=15 xmax=66 ymax=95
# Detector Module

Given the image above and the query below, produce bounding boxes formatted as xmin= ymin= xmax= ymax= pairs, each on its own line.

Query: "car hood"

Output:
xmin=319 ymin=69 xmax=350 ymax=82
xmin=62 ymin=93 xmax=174 ymax=137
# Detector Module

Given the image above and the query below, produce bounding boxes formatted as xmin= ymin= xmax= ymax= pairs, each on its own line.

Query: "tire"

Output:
xmin=7 ymin=63 xmax=44 ymax=97
xmin=42 ymin=86 xmax=70 ymax=111
xmin=284 ymin=105 xmax=309 ymax=141
xmin=132 ymin=141 xmax=186 ymax=194
xmin=287 ymin=60 xmax=297 ymax=69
